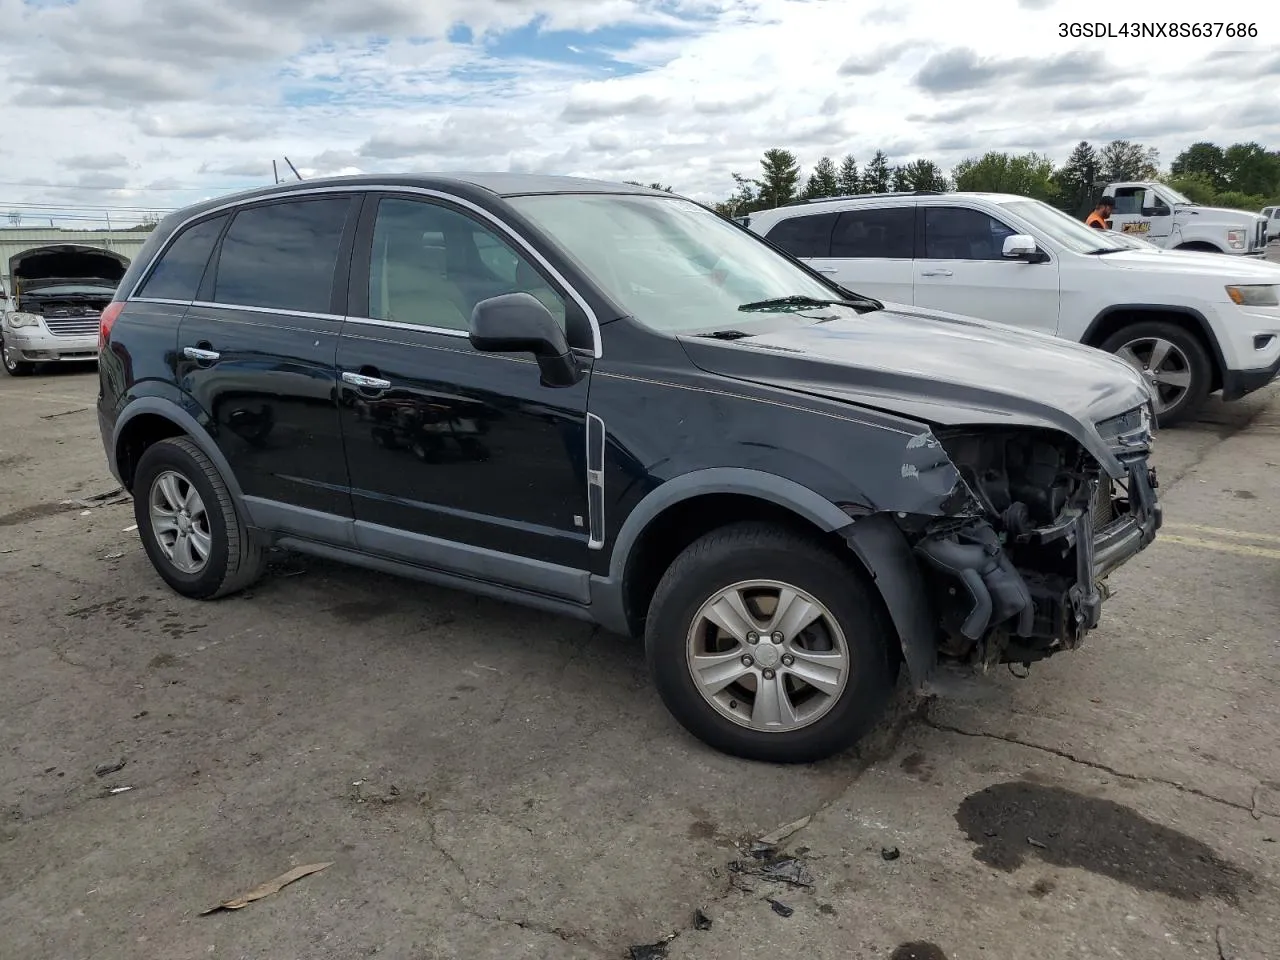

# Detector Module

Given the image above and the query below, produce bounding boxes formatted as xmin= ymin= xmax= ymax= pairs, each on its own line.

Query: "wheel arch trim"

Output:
xmin=112 ymin=397 xmax=248 ymax=512
xmin=1082 ymin=303 xmax=1225 ymax=375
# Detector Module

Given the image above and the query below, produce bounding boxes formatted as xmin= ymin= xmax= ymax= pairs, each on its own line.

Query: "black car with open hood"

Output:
xmin=96 ymin=174 xmax=1161 ymax=763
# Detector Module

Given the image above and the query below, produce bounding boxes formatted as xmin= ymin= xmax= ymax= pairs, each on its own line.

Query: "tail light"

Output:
xmin=98 ymin=301 xmax=124 ymax=350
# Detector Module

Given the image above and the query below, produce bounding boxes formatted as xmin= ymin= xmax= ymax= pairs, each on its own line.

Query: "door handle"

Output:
xmin=342 ymin=371 xmax=392 ymax=391
xmin=919 ymin=269 xmax=953 ymax=277
xmin=182 ymin=346 xmax=220 ymax=362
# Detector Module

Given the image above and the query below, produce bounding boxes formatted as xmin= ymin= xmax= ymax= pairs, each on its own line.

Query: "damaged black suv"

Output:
xmin=96 ymin=175 xmax=1161 ymax=763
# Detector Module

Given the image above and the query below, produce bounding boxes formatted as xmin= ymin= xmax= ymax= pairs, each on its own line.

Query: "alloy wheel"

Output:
xmin=1115 ymin=336 xmax=1192 ymax=416
xmin=685 ymin=579 xmax=850 ymax=732
xmin=149 ymin=469 xmax=213 ymax=574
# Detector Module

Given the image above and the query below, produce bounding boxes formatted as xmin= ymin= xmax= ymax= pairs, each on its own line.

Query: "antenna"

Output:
xmin=273 ymin=160 xmax=279 ymax=185
xmin=284 ymin=156 xmax=303 ymax=181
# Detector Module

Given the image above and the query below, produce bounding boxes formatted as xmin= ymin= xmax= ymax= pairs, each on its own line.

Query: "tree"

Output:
xmin=6 ymin=210 xmax=21 ymax=226
xmin=952 ymin=151 xmax=1057 ymax=202
xmin=1099 ymin=140 xmax=1159 ymax=182
xmin=1052 ymin=141 xmax=1100 ymax=216
xmin=625 ymin=181 xmax=675 ymax=192
xmin=861 ymin=150 xmax=891 ymax=193
xmin=836 ymin=154 xmax=859 ymax=195
xmin=739 ymin=148 xmax=801 ymax=208
xmin=899 ymin=158 xmax=948 ymax=191
xmin=1221 ymin=142 xmax=1280 ymax=197
xmin=1170 ymin=142 xmax=1227 ymax=191
xmin=1165 ymin=172 xmax=1217 ymax=205
xmin=803 ymin=156 xmax=840 ymax=199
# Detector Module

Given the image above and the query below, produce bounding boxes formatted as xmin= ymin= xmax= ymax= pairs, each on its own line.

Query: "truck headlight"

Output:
xmin=1227 ymin=229 xmax=1246 ymax=250
xmin=1226 ymin=284 xmax=1280 ymax=307
xmin=5 ymin=312 xmax=40 ymax=328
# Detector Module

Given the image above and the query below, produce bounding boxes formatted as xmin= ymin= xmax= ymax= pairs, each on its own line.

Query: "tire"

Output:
xmin=1 ymin=335 xmax=35 ymax=376
xmin=1099 ymin=321 xmax=1212 ymax=427
xmin=645 ymin=522 xmax=899 ymax=764
xmin=133 ymin=437 xmax=265 ymax=600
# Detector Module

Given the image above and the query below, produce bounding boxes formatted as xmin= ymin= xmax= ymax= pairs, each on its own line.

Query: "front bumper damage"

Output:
xmin=844 ymin=407 xmax=1161 ymax=690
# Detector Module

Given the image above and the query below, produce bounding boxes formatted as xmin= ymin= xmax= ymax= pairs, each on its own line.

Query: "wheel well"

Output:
xmin=1083 ymin=309 xmax=1222 ymax=392
xmin=620 ymin=493 xmax=848 ymax=637
xmin=115 ymin=413 xmax=186 ymax=490
xmin=1175 ymin=241 xmax=1220 ymax=252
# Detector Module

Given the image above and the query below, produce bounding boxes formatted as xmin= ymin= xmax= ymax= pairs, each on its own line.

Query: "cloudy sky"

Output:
xmin=1 ymin=0 xmax=1277 ymax=226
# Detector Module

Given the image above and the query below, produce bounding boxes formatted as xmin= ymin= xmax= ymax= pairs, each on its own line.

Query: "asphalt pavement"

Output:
xmin=1 ymin=362 xmax=1277 ymax=960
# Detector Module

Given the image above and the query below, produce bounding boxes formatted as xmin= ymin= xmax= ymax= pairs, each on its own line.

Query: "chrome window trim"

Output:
xmin=341 ymin=315 xmax=468 ymax=338
xmin=131 ymin=296 xmax=194 ymax=307
xmin=124 ymin=183 xmax=604 ymax=358
xmin=186 ymin=300 xmax=345 ymax=322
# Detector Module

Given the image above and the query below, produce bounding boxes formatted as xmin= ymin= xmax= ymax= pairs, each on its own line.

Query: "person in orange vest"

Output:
xmin=1085 ymin=197 xmax=1114 ymax=230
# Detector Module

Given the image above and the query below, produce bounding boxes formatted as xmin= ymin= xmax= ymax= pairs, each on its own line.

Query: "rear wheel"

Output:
xmin=133 ymin=437 xmax=265 ymax=599
xmin=645 ymin=522 xmax=899 ymax=763
xmin=1100 ymin=321 xmax=1212 ymax=427
xmin=1 ymin=335 xmax=35 ymax=376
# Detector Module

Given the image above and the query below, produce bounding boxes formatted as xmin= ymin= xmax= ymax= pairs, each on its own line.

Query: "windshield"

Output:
xmin=1160 ymin=185 xmax=1193 ymax=205
xmin=507 ymin=193 xmax=863 ymax=333
xmin=21 ymin=283 xmax=115 ymax=297
xmin=1002 ymin=199 xmax=1130 ymax=254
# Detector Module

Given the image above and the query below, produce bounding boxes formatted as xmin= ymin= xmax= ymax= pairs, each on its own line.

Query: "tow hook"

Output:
xmin=1148 ymin=467 xmax=1159 ymax=489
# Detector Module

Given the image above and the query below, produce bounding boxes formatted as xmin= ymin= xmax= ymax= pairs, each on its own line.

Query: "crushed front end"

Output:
xmin=895 ymin=404 xmax=1160 ymax=673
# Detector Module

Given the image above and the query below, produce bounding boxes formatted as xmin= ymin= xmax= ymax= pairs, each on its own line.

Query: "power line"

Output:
xmin=0 ymin=200 xmax=177 ymax=213
xmin=0 ymin=179 xmax=266 ymax=192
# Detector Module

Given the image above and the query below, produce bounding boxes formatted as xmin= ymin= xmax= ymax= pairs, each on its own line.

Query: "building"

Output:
xmin=0 ymin=226 xmax=154 ymax=295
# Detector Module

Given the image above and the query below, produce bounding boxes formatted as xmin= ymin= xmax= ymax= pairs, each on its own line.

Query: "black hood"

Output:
xmin=678 ymin=303 xmax=1153 ymax=476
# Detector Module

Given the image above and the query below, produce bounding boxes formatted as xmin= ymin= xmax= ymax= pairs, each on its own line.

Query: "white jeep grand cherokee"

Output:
xmin=745 ymin=192 xmax=1280 ymax=425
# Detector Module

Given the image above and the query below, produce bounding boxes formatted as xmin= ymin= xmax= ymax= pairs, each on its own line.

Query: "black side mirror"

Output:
xmin=469 ymin=293 xmax=582 ymax=388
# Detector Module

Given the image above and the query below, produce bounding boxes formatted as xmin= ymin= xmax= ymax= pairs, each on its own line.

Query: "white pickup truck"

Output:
xmin=744 ymin=191 xmax=1280 ymax=424
xmin=1103 ymin=181 xmax=1269 ymax=257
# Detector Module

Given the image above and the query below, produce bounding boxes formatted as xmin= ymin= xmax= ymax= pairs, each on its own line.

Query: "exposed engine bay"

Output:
xmin=908 ymin=423 xmax=1160 ymax=672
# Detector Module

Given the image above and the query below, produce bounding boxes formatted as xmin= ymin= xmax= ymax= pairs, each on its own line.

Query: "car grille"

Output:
xmin=43 ymin=315 xmax=100 ymax=338
xmin=1092 ymin=476 xmax=1114 ymax=532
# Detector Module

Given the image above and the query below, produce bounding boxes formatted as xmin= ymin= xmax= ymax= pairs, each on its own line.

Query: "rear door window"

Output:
xmin=135 ymin=215 xmax=227 ymax=301
xmin=831 ymin=208 xmax=915 ymax=259
xmin=764 ymin=213 xmax=838 ymax=258
xmin=213 ymin=198 xmax=353 ymax=314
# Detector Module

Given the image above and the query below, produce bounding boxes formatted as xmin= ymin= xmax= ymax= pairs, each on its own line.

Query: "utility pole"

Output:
xmin=284 ymin=157 xmax=303 ymax=181
xmin=273 ymin=160 xmax=279 ymax=184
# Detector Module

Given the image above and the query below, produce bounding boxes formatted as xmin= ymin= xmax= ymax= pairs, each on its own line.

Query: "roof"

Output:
xmin=749 ymin=191 xmax=1040 ymax=222
xmin=157 ymin=173 xmax=664 ymax=230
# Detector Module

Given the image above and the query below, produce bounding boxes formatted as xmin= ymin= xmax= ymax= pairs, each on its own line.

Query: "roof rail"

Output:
xmin=780 ymin=190 xmax=945 ymax=208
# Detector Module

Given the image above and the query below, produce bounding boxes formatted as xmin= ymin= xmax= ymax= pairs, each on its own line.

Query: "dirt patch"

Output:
xmin=956 ymin=781 xmax=1253 ymax=903
xmin=328 ymin=600 xmax=397 ymax=624
xmin=0 ymin=502 xmax=70 ymax=527
xmin=889 ymin=943 xmax=948 ymax=960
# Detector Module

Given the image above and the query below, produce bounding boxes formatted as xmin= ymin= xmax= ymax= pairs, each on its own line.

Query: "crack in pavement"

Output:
xmin=923 ymin=715 xmax=1256 ymax=814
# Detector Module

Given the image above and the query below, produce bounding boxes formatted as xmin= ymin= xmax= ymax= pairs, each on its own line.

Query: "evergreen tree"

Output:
xmin=836 ymin=154 xmax=859 ymax=195
xmin=862 ymin=150 xmax=891 ymax=193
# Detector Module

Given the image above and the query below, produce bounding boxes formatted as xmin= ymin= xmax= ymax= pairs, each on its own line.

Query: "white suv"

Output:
xmin=745 ymin=192 xmax=1280 ymax=424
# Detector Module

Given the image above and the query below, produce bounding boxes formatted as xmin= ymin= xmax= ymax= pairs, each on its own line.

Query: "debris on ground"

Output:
xmin=728 ymin=853 xmax=814 ymax=887
xmin=200 ymin=862 xmax=334 ymax=915
xmin=881 ymin=846 xmax=901 ymax=861
xmin=352 ymin=780 xmax=402 ymax=805
xmin=61 ymin=488 xmax=131 ymax=509
xmin=103 ymin=552 xmax=125 ymax=561
xmin=107 ymin=786 xmax=133 ymax=795
xmin=123 ymin=524 xmax=138 ymax=533
xmin=768 ymin=898 xmax=794 ymax=918
xmin=693 ymin=909 xmax=712 ymax=931
xmin=94 ymin=759 xmax=127 ymax=778
xmin=1027 ymin=837 xmax=1048 ymax=850
xmin=627 ymin=934 xmax=674 ymax=959
xmin=756 ymin=814 xmax=812 ymax=846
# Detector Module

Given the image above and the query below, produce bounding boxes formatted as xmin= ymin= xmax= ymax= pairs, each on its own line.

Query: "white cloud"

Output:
xmin=0 ymin=0 xmax=1276 ymax=224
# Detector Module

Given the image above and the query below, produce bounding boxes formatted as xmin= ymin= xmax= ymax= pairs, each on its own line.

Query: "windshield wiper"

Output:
xmin=696 ymin=329 xmax=756 ymax=340
xmin=737 ymin=294 xmax=879 ymax=313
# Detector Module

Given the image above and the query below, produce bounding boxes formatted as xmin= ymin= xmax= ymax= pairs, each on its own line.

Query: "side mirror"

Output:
xmin=469 ymin=292 xmax=582 ymax=388
xmin=1002 ymin=234 xmax=1041 ymax=261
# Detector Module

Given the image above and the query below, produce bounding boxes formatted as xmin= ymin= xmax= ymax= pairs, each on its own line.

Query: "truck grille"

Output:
xmin=43 ymin=316 xmax=100 ymax=338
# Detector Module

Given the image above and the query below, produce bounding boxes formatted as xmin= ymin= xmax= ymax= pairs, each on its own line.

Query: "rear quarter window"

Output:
xmin=831 ymin=207 xmax=915 ymax=259
xmin=134 ymin=215 xmax=228 ymax=301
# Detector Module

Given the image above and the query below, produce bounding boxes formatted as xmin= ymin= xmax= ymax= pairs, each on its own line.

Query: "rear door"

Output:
xmin=912 ymin=204 xmax=1060 ymax=335
xmin=806 ymin=205 xmax=916 ymax=305
xmin=334 ymin=193 xmax=593 ymax=592
xmin=177 ymin=194 xmax=359 ymax=534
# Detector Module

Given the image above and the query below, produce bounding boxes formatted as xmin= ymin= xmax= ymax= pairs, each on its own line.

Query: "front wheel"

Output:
xmin=1 ymin=335 xmax=35 ymax=376
xmin=645 ymin=522 xmax=899 ymax=763
xmin=1100 ymin=321 xmax=1212 ymax=427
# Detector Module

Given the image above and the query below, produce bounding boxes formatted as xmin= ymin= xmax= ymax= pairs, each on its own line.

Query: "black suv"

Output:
xmin=97 ymin=175 xmax=1161 ymax=762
